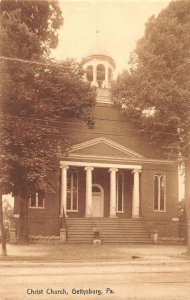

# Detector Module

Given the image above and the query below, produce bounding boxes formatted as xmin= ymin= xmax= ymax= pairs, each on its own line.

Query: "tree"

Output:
xmin=112 ymin=1 xmax=190 ymax=255
xmin=0 ymin=0 xmax=63 ymax=57
xmin=0 ymin=1 xmax=96 ymax=254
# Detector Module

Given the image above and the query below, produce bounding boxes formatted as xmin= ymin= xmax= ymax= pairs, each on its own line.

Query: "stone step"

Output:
xmin=96 ymin=88 xmax=111 ymax=103
xmin=67 ymin=222 xmax=144 ymax=225
xmin=66 ymin=218 xmax=151 ymax=244
xmin=67 ymin=239 xmax=151 ymax=244
xmin=101 ymin=241 xmax=151 ymax=244
xmin=67 ymin=225 xmax=143 ymax=227
xmin=67 ymin=217 xmax=141 ymax=220
xmin=67 ymin=235 xmax=93 ymax=238
xmin=97 ymin=93 xmax=110 ymax=97
xmin=68 ymin=234 xmax=149 ymax=238
xmin=67 ymin=229 xmax=145 ymax=232
xmin=67 ymin=219 xmax=143 ymax=223
xmin=96 ymin=95 xmax=111 ymax=99
xmin=97 ymin=88 xmax=110 ymax=92
xmin=97 ymin=95 xmax=110 ymax=98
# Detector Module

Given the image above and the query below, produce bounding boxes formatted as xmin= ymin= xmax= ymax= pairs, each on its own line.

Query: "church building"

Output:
xmin=14 ymin=49 xmax=179 ymax=243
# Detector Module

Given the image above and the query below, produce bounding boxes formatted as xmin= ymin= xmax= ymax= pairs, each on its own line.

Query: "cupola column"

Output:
xmin=93 ymin=64 xmax=97 ymax=86
xmin=105 ymin=66 xmax=109 ymax=88
xmin=83 ymin=72 xmax=87 ymax=82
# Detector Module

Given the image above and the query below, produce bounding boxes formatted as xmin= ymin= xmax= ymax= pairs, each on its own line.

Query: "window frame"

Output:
xmin=153 ymin=173 xmax=166 ymax=212
xmin=66 ymin=169 xmax=79 ymax=212
xmin=116 ymin=172 xmax=124 ymax=213
xmin=29 ymin=191 xmax=45 ymax=209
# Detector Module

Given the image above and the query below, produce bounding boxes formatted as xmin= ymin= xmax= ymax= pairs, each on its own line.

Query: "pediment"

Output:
xmin=69 ymin=137 xmax=143 ymax=159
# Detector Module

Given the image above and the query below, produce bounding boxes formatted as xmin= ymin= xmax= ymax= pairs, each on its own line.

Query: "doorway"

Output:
xmin=92 ymin=184 xmax=104 ymax=217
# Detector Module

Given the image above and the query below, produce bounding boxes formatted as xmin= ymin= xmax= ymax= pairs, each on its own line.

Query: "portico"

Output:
xmin=60 ymin=161 xmax=142 ymax=219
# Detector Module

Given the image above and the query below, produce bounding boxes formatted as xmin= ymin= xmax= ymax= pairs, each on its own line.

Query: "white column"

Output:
xmin=60 ymin=165 xmax=69 ymax=217
xmin=85 ymin=166 xmax=94 ymax=217
xmin=132 ymin=169 xmax=141 ymax=218
xmin=105 ymin=67 xmax=109 ymax=88
xmin=93 ymin=65 xmax=97 ymax=86
xmin=83 ymin=71 xmax=87 ymax=82
xmin=109 ymin=168 xmax=118 ymax=217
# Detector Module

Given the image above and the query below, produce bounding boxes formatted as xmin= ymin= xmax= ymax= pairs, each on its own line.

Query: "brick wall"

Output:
xmin=141 ymin=163 xmax=178 ymax=237
xmin=14 ymin=103 xmax=179 ymax=238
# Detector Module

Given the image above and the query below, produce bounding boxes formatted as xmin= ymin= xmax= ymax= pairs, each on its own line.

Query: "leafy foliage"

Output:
xmin=0 ymin=0 xmax=63 ymax=57
xmin=0 ymin=1 xmax=96 ymax=198
xmin=112 ymin=1 xmax=190 ymax=161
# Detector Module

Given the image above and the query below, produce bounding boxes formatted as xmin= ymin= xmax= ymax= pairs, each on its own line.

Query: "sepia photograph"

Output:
xmin=0 ymin=0 xmax=190 ymax=299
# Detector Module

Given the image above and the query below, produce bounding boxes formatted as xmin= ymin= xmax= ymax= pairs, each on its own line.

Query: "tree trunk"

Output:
xmin=18 ymin=196 xmax=29 ymax=243
xmin=185 ymin=160 xmax=190 ymax=257
xmin=0 ymin=195 xmax=7 ymax=256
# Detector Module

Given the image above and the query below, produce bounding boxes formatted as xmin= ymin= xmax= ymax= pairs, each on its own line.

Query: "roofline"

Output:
xmin=82 ymin=54 xmax=116 ymax=69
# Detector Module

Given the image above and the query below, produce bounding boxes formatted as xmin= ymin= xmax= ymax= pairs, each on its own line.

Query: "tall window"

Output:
xmin=116 ymin=172 xmax=124 ymax=212
xmin=29 ymin=191 xmax=45 ymax=208
xmin=67 ymin=170 xmax=78 ymax=211
xmin=154 ymin=173 xmax=166 ymax=211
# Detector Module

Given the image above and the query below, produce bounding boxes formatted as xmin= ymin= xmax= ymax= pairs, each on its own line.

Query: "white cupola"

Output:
xmin=81 ymin=30 xmax=116 ymax=103
xmin=82 ymin=50 xmax=116 ymax=90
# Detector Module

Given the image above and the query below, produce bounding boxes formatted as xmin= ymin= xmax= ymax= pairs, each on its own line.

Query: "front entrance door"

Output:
xmin=92 ymin=184 xmax=104 ymax=217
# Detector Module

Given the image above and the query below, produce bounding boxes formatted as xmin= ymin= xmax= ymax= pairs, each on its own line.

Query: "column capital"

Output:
xmin=60 ymin=164 xmax=69 ymax=170
xmin=108 ymin=167 xmax=118 ymax=173
xmin=84 ymin=166 xmax=94 ymax=171
xmin=132 ymin=169 xmax=141 ymax=174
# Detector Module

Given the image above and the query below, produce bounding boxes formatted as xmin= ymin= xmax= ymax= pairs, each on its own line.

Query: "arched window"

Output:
xmin=92 ymin=185 xmax=101 ymax=193
xmin=67 ymin=169 xmax=78 ymax=211
xmin=154 ymin=173 xmax=166 ymax=211
xmin=86 ymin=65 xmax=93 ymax=81
xmin=97 ymin=64 xmax=105 ymax=81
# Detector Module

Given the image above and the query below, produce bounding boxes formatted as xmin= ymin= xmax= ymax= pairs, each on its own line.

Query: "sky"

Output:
xmin=52 ymin=0 xmax=171 ymax=75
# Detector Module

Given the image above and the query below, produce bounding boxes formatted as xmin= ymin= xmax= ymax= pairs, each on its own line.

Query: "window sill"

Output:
xmin=29 ymin=207 xmax=45 ymax=209
xmin=116 ymin=211 xmax=125 ymax=213
xmin=153 ymin=210 xmax=167 ymax=213
xmin=66 ymin=210 xmax=79 ymax=212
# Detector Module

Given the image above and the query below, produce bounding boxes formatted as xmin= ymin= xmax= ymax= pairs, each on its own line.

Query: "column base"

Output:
xmin=109 ymin=215 xmax=118 ymax=218
xmin=85 ymin=214 xmax=92 ymax=218
xmin=132 ymin=215 xmax=141 ymax=218
xmin=59 ymin=214 xmax=68 ymax=218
